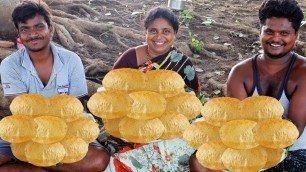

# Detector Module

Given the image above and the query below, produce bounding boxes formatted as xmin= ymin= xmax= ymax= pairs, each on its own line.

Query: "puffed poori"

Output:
xmin=10 ymin=94 xmax=49 ymax=117
xmin=119 ymin=117 xmax=164 ymax=143
xmin=159 ymin=111 xmax=190 ymax=140
xmin=219 ymin=119 xmax=258 ymax=149
xmin=146 ymin=70 xmax=185 ymax=97
xmin=128 ymin=91 xmax=166 ymax=120
xmin=166 ymin=93 xmax=202 ymax=120
xmin=0 ymin=115 xmax=35 ymax=143
xmin=196 ymin=141 xmax=227 ymax=170
xmin=183 ymin=121 xmax=220 ymax=149
xmin=201 ymin=97 xmax=240 ymax=126
xmin=102 ymin=68 xmax=146 ymax=92
xmin=254 ymin=119 xmax=299 ymax=149
xmin=48 ymin=94 xmax=83 ymax=122
xmin=88 ymin=90 xmax=131 ymax=119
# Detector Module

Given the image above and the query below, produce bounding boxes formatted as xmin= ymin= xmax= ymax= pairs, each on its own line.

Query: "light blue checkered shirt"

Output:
xmin=0 ymin=43 xmax=87 ymax=98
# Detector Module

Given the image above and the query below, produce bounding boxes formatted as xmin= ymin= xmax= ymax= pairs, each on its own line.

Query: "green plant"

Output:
xmin=180 ymin=10 xmax=194 ymax=26
xmin=189 ymin=31 xmax=204 ymax=54
xmin=201 ymin=16 xmax=215 ymax=26
xmin=301 ymin=11 xmax=306 ymax=27
xmin=235 ymin=19 xmax=241 ymax=25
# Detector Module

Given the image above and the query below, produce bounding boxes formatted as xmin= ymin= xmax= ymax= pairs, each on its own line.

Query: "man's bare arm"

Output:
xmin=226 ymin=65 xmax=249 ymax=100
xmin=288 ymin=78 xmax=306 ymax=137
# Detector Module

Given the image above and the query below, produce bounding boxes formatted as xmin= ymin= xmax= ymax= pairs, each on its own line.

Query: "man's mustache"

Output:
xmin=26 ymin=37 xmax=43 ymax=42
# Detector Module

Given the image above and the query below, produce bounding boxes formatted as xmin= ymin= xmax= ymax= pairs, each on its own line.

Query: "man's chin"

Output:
xmin=27 ymin=46 xmax=46 ymax=52
xmin=265 ymin=52 xmax=290 ymax=59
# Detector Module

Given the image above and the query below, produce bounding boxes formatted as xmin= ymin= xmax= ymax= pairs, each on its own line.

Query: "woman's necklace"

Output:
xmin=146 ymin=46 xmax=153 ymax=60
xmin=138 ymin=46 xmax=154 ymax=72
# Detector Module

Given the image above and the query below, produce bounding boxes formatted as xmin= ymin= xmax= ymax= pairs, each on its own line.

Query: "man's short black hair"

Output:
xmin=259 ymin=0 xmax=304 ymax=32
xmin=12 ymin=0 xmax=52 ymax=29
xmin=144 ymin=7 xmax=179 ymax=33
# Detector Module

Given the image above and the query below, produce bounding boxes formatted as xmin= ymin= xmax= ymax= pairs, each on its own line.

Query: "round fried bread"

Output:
xmin=254 ymin=119 xmax=299 ymax=149
xmin=119 ymin=117 xmax=165 ymax=143
xmin=221 ymin=147 xmax=267 ymax=172
xmin=0 ymin=115 xmax=35 ymax=143
xmin=10 ymin=94 xmax=48 ymax=117
xmin=240 ymin=96 xmax=284 ymax=121
xmin=66 ymin=118 xmax=100 ymax=143
xmin=127 ymin=91 xmax=166 ymax=120
xmin=183 ymin=121 xmax=220 ymax=149
xmin=219 ymin=119 xmax=258 ymax=149
xmin=102 ymin=68 xmax=146 ymax=92
xmin=103 ymin=117 xmax=123 ymax=138
xmin=25 ymin=142 xmax=65 ymax=167
xmin=262 ymin=147 xmax=284 ymax=169
xmin=196 ymin=141 xmax=227 ymax=170
xmin=146 ymin=70 xmax=185 ymax=98
xmin=32 ymin=116 xmax=67 ymax=144
xmin=60 ymin=136 xmax=88 ymax=163
xmin=201 ymin=97 xmax=240 ymax=126
xmin=88 ymin=90 xmax=131 ymax=119
xmin=159 ymin=111 xmax=190 ymax=140
xmin=166 ymin=93 xmax=202 ymax=120
xmin=11 ymin=142 xmax=29 ymax=162
xmin=48 ymin=94 xmax=83 ymax=122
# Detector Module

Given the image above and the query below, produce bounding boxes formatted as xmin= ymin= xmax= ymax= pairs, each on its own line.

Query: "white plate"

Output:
xmin=120 ymin=138 xmax=162 ymax=144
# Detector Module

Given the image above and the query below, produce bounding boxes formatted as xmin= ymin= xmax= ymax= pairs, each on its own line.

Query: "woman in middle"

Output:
xmin=103 ymin=6 xmax=202 ymax=172
xmin=113 ymin=7 xmax=200 ymax=92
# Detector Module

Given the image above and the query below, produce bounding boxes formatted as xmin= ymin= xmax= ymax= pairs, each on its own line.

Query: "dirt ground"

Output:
xmin=1 ymin=0 xmax=306 ymax=102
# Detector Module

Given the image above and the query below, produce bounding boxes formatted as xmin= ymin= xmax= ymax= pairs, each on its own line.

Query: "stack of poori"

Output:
xmin=183 ymin=96 xmax=299 ymax=171
xmin=87 ymin=68 xmax=202 ymax=143
xmin=0 ymin=94 xmax=99 ymax=167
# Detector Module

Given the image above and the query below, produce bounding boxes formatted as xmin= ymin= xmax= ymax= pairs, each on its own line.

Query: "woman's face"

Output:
xmin=146 ymin=17 xmax=176 ymax=56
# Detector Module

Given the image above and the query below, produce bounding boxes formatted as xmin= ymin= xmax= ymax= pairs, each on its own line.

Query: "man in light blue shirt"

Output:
xmin=0 ymin=1 xmax=109 ymax=171
xmin=0 ymin=43 xmax=87 ymax=99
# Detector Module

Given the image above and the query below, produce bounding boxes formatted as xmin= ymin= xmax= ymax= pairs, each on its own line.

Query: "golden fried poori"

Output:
xmin=166 ymin=93 xmax=202 ymax=120
xmin=103 ymin=117 xmax=123 ymax=138
xmin=221 ymin=147 xmax=267 ymax=172
xmin=32 ymin=116 xmax=67 ymax=144
xmin=60 ymin=136 xmax=88 ymax=163
xmin=219 ymin=119 xmax=258 ymax=149
xmin=11 ymin=142 xmax=29 ymax=162
xmin=119 ymin=117 xmax=165 ymax=143
xmin=102 ymin=68 xmax=146 ymax=92
xmin=10 ymin=94 xmax=49 ymax=117
xmin=25 ymin=142 xmax=65 ymax=167
xmin=254 ymin=119 xmax=299 ymax=149
xmin=0 ymin=115 xmax=35 ymax=143
xmin=127 ymin=91 xmax=166 ymax=120
xmin=159 ymin=111 xmax=190 ymax=140
xmin=48 ymin=94 xmax=83 ymax=122
xmin=66 ymin=118 xmax=100 ymax=143
xmin=261 ymin=147 xmax=285 ymax=169
xmin=88 ymin=90 xmax=131 ymax=119
xmin=183 ymin=121 xmax=220 ymax=149
xmin=201 ymin=97 xmax=240 ymax=126
xmin=196 ymin=141 xmax=227 ymax=170
xmin=146 ymin=70 xmax=185 ymax=97
xmin=240 ymin=96 xmax=284 ymax=121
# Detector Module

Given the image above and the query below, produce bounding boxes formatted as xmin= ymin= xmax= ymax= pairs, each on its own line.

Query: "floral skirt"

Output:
xmin=103 ymin=138 xmax=194 ymax=172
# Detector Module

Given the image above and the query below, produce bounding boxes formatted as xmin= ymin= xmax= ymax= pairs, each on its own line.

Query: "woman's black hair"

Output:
xmin=12 ymin=0 xmax=52 ymax=29
xmin=259 ymin=0 xmax=304 ymax=32
xmin=144 ymin=6 xmax=179 ymax=33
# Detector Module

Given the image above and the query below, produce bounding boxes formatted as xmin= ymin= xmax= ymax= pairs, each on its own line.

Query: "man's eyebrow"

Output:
xmin=19 ymin=23 xmax=44 ymax=28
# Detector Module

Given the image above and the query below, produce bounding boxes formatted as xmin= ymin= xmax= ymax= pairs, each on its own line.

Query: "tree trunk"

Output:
xmin=0 ymin=0 xmax=21 ymax=41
